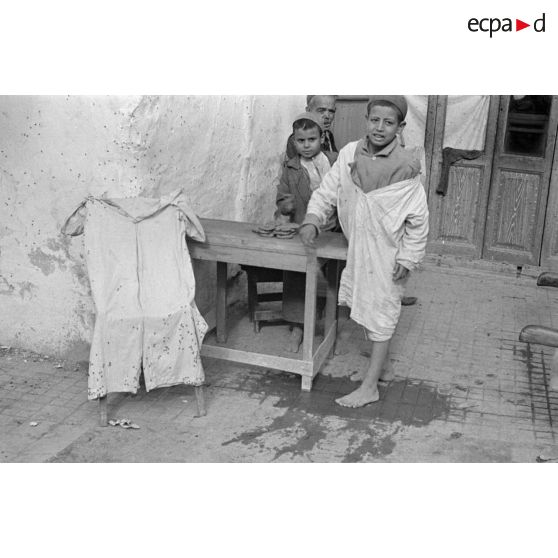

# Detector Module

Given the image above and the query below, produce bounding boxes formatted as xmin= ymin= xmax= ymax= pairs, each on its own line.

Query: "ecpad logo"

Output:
xmin=468 ymin=13 xmax=546 ymax=37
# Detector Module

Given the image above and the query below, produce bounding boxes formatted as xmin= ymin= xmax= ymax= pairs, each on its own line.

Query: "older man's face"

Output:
xmin=307 ymin=96 xmax=336 ymax=131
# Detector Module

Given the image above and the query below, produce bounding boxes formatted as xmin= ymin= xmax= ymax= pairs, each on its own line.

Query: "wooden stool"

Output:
xmin=244 ymin=265 xmax=332 ymax=333
xmin=519 ymin=272 xmax=558 ymax=390
xmin=519 ymin=326 xmax=558 ymax=390
xmin=244 ymin=266 xmax=284 ymax=332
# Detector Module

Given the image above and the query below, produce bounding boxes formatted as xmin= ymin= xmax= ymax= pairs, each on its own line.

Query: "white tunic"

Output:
xmin=306 ymin=142 xmax=429 ymax=341
xmin=62 ymin=189 xmax=208 ymax=399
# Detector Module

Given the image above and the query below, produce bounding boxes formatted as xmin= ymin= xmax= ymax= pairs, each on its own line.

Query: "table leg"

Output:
xmin=302 ymin=252 xmax=318 ymax=364
xmin=216 ymin=261 xmax=227 ymax=343
xmin=324 ymin=259 xmax=339 ymax=339
xmin=301 ymin=375 xmax=313 ymax=392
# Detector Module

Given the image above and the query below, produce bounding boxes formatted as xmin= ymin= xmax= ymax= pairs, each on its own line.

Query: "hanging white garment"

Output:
xmin=62 ymin=189 xmax=208 ymax=400
xmin=337 ymin=175 xmax=429 ymax=341
xmin=443 ymin=95 xmax=490 ymax=150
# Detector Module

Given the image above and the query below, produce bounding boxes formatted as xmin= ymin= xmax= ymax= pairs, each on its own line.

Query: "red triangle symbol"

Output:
xmin=516 ymin=19 xmax=530 ymax=31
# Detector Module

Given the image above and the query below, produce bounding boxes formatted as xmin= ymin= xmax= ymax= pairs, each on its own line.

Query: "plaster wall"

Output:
xmin=0 ymin=95 xmax=304 ymax=359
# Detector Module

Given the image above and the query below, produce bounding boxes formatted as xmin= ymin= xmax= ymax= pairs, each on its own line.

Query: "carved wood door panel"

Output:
xmin=483 ymin=95 xmax=558 ymax=265
xmin=426 ymin=96 xmax=499 ymax=258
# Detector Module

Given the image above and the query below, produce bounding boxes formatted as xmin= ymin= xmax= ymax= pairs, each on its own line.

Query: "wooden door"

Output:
xmin=333 ymin=96 xmax=368 ymax=149
xmin=426 ymin=96 xmax=500 ymax=258
xmin=541 ymin=131 xmax=558 ymax=270
xmin=483 ymin=96 xmax=558 ymax=265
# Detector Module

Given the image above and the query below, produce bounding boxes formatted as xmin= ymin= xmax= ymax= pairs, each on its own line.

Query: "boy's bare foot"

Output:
xmin=379 ymin=360 xmax=395 ymax=383
xmin=286 ymin=326 xmax=303 ymax=353
xmin=334 ymin=326 xmax=352 ymax=356
xmin=335 ymin=385 xmax=380 ymax=408
xmin=351 ymin=360 xmax=394 ymax=383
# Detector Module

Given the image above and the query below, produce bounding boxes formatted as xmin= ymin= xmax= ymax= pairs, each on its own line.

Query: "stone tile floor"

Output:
xmin=2 ymin=262 xmax=558 ymax=462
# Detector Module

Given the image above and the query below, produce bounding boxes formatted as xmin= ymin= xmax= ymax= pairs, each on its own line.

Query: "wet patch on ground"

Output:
xmin=221 ymin=369 xmax=451 ymax=461
xmin=340 ymin=426 xmax=399 ymax=462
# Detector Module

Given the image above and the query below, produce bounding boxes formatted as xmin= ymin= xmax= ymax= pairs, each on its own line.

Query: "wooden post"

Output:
xmin=195 ymin=386 xmax=206 ymax=416
xmin=302 ymin=250 xmax=318 ymax=387
xmin=301 ymin=375 xmax=313 ymax=391
xmin=324 ymin=259 xmax=339 ymax=355
xmin=551 ymin=349 xmax=558 ymax=391
xmin=99 ymin=396 xmax=108 ymax=427
xmin=216 ymin=261 xmax=227 ymax=343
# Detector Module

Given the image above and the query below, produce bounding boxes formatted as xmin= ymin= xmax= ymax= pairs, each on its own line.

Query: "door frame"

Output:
xmin=540 ymin=103 xmax=558 ymax=270
xmin=423 ymin=95 xmax=439 ymax=200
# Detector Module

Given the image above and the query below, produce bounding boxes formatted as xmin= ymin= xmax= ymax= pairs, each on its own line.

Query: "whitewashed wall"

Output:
xmin=0 ymin=95 xmax=304 ymax=359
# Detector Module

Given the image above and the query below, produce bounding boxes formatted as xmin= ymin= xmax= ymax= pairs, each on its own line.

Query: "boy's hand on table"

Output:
xmin=299 ymin=224 xmax=318 ymax=248
xmin=393 ymin=263 xmax=410 ymax=282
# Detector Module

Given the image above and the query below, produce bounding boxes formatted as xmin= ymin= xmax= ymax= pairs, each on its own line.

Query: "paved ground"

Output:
xmin=2 ymin=261 xmax=558 ymax=462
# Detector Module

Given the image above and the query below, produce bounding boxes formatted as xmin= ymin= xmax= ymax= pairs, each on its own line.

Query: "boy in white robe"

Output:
xmin=299 ymin=95 xmax=429 ymax=408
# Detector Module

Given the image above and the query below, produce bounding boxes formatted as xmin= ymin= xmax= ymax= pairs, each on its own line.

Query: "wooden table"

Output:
xmin=188 ymin=219 xmax=348 ymax=391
